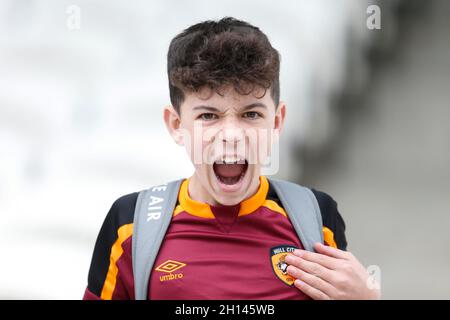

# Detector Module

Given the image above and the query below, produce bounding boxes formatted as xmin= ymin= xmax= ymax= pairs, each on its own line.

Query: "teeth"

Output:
xmin=215 ymin=157 xmax=246 ymax=164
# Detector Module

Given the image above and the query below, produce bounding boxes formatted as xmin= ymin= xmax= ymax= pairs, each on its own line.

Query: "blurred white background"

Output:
xmin=0 ymin=0 xmax=448 ymax=299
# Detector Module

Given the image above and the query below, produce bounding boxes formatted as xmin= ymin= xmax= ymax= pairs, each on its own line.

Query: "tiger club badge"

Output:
xmin=270 ymin=245 xmax=299 ymax=286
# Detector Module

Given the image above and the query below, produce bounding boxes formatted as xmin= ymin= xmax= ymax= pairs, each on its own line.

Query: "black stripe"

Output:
xmin=311 ymin=189 xmax=348 ymax=251
xmin=86 ymin=192 xmax=138 ymax=296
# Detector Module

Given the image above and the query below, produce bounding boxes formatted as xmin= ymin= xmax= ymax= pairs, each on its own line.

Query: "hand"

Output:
xmin=284 ymin=243 xmax=381 ymax=300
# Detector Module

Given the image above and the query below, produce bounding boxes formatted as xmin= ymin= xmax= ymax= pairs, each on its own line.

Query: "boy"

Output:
xmin=83 ymin=17 xmax=380 ymax=300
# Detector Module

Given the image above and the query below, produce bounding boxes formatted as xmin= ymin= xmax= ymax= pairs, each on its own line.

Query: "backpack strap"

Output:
xmin=132 ymin=177 xmax=323 ymax=300
xmin=267 ymin=178 xmax=323 ymax=252
xmin=132 ymin=179 xmax=183 ymax=300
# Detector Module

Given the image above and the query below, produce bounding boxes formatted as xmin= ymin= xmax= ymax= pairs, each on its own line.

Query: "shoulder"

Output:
xmin=107 ymin=192 xmax=139 ymax=227
xmin=266 ymin=179 xmax=348 ymax=251
xmin=96 ymin=192 xmax=139 ymax=239
xmin=93 ymin=192 xmax=139 ymax=258
xmin=86 ymin=192 xmax=138 ymax=297
xmin=310 ymin=189 xmax=339 ymax=224
xmin=310 ymin=188 xmax=348 ymax=251
xmin=95 ymin=191 xmax=139 ymax=245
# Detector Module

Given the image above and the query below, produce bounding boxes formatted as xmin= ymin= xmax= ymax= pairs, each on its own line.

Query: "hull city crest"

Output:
xmin=270 ymin=245 xmax=299 ymax=286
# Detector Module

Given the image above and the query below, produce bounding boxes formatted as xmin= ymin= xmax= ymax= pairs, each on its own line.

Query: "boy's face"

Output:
xmin=164 ymin=85 xmax=285 ymax=206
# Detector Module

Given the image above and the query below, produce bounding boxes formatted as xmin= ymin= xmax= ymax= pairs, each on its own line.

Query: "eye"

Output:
xmin=243 ymin=111 xmax=262 ymax=120
xmin=198 ymin=113 xmax=218 ymax=121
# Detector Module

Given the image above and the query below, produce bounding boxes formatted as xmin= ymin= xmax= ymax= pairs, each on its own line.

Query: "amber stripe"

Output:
xmin=100 ymin=223 xmax=133 ymax=300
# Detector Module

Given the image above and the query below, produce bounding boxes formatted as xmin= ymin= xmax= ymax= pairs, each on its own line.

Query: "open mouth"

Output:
xmin=213 ymin=158 xmax=248 ymax=186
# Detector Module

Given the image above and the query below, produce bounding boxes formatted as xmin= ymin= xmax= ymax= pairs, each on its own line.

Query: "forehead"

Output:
xmin=181 ymin=85 xmax=275 ymax=112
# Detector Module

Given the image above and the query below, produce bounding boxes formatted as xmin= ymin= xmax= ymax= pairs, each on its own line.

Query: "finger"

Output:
xmin=285 ymin=254 xmax=336 ymax=283
xmin=292 ymin=249 xmax=341 ymax=270
xmin=287 ymin=265 xmax=335 ymax=298
xmin=314 ymin=242 xmax=352 ymax=260
xmin=293 ymin=278 xmax=330 ymax=300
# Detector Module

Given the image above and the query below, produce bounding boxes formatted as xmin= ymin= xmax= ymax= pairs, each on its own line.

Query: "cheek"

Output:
xmin=187 ymin=127 xmax=215 ymax=166
xmin=265 ymin=128 xmax=277 ymax=158
xmin=181 ymin=127 xmax=199 ymax=164
xmin=246 ymin=127 xmax=272 ymax=164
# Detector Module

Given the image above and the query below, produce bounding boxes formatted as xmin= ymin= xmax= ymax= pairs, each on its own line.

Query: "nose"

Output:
xmin=220 ymin=116 xmax=244 ymax=143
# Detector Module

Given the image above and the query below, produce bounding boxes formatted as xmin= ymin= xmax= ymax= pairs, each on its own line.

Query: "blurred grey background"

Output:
xmin=0 ymin=0 xmax=449 ymax=299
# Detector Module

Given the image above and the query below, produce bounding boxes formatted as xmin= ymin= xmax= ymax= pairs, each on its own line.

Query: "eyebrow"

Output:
xmin=192 ymin=102 xmax=268 ymax=112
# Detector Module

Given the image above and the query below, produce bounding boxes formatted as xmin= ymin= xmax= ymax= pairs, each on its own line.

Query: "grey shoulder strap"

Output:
xmin=132 ymin=177 xmax=323 ymax=300
xmin=132 ymin=179 xmax=183 ymax=300
xmin=268 ymin=178 xmax=323 ymax=252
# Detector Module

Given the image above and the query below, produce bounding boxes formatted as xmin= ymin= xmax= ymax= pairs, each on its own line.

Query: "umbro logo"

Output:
xmin=155 ymin=259 xmax=186 ymax=282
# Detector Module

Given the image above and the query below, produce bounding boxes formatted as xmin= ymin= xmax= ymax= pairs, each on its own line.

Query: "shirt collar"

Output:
xmin=178 ymin=175 xmax=269 ymax=219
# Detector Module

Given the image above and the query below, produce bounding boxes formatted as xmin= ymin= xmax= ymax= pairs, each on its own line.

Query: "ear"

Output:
xmin=274 ymin=101 xmax=286 ymax=135
xmin=163 ymin=105 xmax=184 ymax=146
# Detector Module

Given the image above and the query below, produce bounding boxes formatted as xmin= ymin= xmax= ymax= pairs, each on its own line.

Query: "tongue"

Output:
xmin=214 ymin=163 xmax=245 ymax=178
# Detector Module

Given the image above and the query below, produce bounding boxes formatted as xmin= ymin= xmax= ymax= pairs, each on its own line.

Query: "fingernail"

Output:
xmin=294 ymin=279 xmax=303 ymax=286
xmin=285 ymin=254 xmax=293 ymax=262
xmin=286 ymin=265 xmax=293 ymax=274
xmin=293 ymin=249 xmax=303 ymax=256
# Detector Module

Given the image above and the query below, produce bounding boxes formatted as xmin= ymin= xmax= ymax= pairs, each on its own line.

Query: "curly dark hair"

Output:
xmin=167 ymin=17 xmax=280 ymax=113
